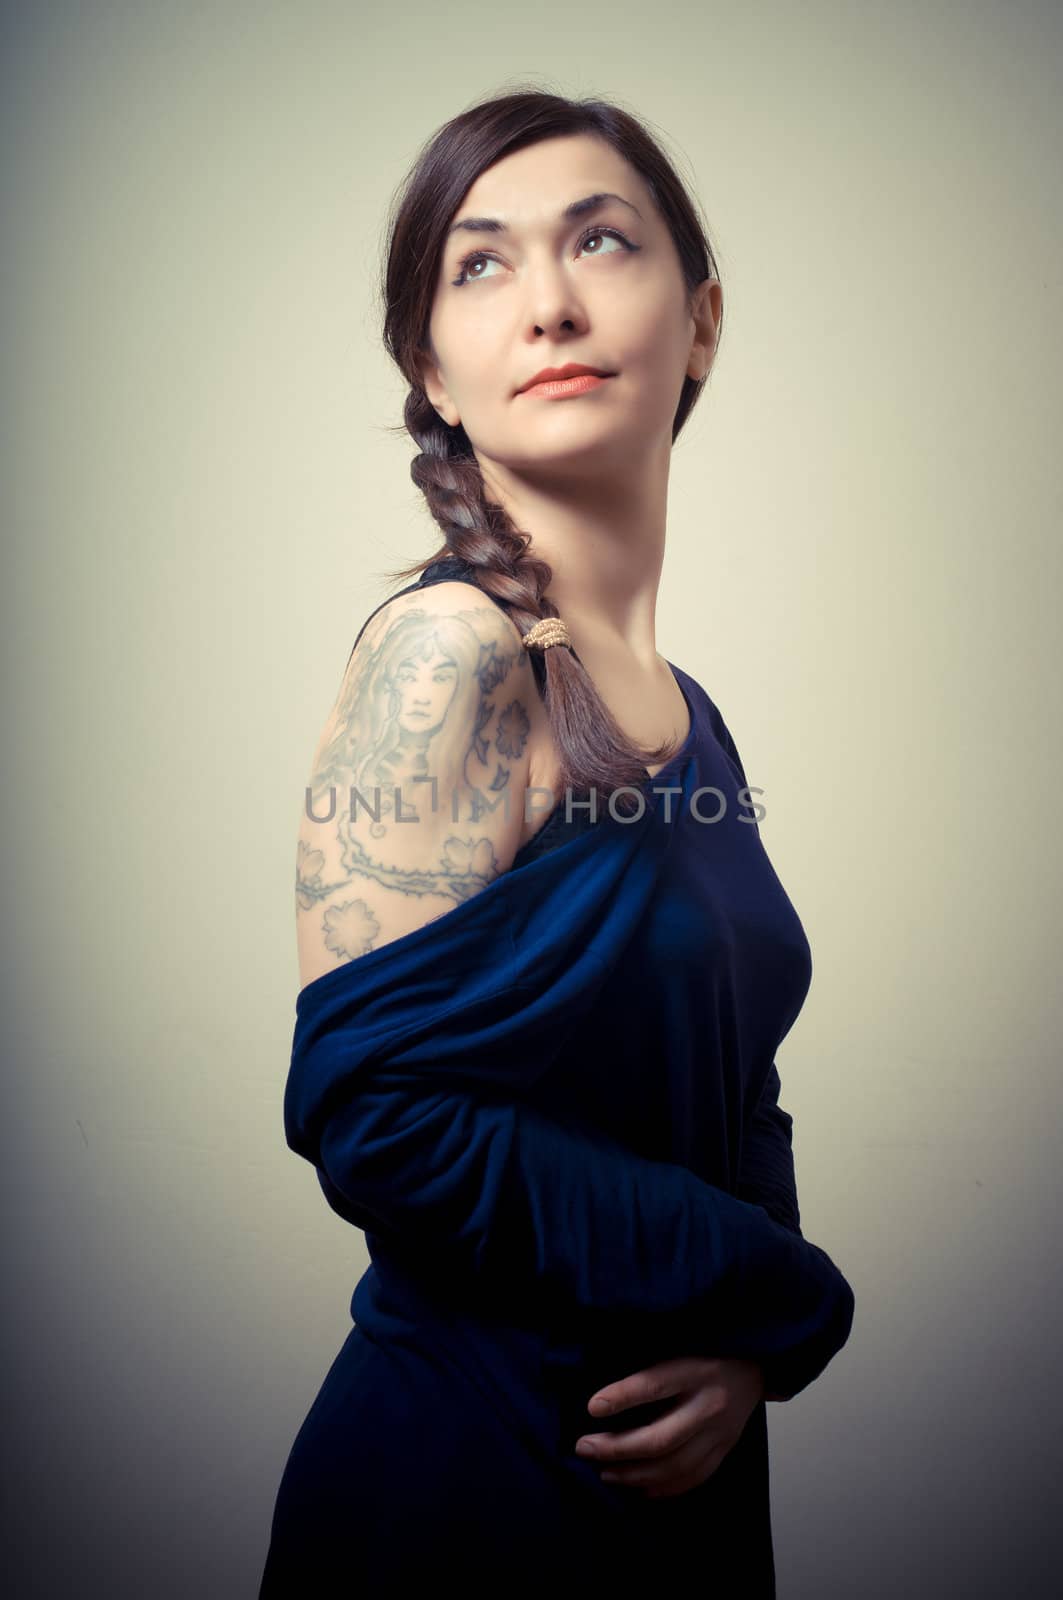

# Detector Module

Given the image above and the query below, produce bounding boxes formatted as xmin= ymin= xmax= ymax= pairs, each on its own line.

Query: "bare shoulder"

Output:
xmin=295 ymin=579 xmax=539 ymax=990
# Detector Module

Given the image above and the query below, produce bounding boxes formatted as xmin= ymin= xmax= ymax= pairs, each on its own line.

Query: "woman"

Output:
xmin=261 ymin=87 xmax=855 ymax=1595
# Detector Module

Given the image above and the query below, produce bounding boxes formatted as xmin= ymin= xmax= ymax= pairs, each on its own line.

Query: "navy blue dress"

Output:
xmin=259 ymin=557 xmax=855 ymax=1594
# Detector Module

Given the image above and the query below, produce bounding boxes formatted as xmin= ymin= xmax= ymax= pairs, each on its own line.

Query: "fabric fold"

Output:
xmin=285 ymin=762 xmax=854 ymax=1402
xmin=708 ymin=718 xmax=804 ymax=1239
xmin=735 ymin=1061 xmax=803 ymax=1236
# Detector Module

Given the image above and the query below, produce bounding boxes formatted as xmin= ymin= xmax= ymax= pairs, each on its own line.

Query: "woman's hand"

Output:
xmin=574 ymin=1355 xmax=769 ymax=1499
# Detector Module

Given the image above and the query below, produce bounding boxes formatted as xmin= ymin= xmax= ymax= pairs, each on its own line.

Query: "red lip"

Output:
xmin=517 ymin=363 xmax=613 ymax=395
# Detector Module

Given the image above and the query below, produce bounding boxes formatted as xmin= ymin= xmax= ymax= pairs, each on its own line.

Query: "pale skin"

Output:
xmin=422 ymin=132 xmax=773 ymax=1497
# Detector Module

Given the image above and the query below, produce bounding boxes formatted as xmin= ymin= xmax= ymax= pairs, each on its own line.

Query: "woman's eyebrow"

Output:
xmin=446 ymin=191 xmax=643 ymax=241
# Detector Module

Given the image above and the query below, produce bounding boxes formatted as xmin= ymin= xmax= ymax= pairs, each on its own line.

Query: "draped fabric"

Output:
xmin=285 ymin=752 xmax=850 ymax=1398
xmin=259 ymin=565 xmax=854 ymax=1594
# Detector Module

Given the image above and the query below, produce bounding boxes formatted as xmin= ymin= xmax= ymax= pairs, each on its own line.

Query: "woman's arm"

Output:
xmin=293 ymin=1033 xmax=853 ymax=1403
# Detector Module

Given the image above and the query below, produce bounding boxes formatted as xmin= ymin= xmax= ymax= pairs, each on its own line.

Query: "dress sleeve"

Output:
xmin=292 ymin=1017 xmax=854 ymax=1403
xmin=736 ymin=1062 xmax=803 ymax=1237
xmin=287 ymin=749 xmax=854 ymax=1404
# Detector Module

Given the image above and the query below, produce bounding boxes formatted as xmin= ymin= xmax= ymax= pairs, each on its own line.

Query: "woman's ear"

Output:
xmin=417 ymin=349 xmax=460 ymax=427
xmin=687 ymin=276 xmax=722 ymax=382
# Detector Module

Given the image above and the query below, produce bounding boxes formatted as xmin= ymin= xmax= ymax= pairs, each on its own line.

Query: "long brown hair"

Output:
xmin=375 ymin=85 xmax=724 ymax=803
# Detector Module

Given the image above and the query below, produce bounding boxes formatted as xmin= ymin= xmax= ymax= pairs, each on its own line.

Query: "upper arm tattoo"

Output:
xmin=296 ymin=597 xmax=534 ymax=948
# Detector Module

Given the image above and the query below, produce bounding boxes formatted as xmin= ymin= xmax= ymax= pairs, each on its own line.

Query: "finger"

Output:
xmin=602 ymin=1437 xmax=728 ymax=1496
xmin=587 ymin=1356 xmax=713 ymax=1415
xmin=577 ymin=1391 xmax=706 ymax=1461
xmin=643 ymin=1443 xmax=729 ymax=1500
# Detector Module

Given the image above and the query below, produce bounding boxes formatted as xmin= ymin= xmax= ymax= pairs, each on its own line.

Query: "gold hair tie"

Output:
xmin=521 ymin=617 xmax=572 ymax=652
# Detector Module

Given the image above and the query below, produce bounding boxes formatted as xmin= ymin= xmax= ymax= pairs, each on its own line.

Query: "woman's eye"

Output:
xmin=577 ymin=230 xmax=627 ymax=263
xmin=456 ymin=254 xmax=501 ymax=284
xmin=452 ymin=227 xmax=633 ymax=287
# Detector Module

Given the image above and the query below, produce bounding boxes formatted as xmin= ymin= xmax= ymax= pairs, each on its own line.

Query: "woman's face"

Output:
xmin=420 ymin=133 xmax=717 ymax=483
